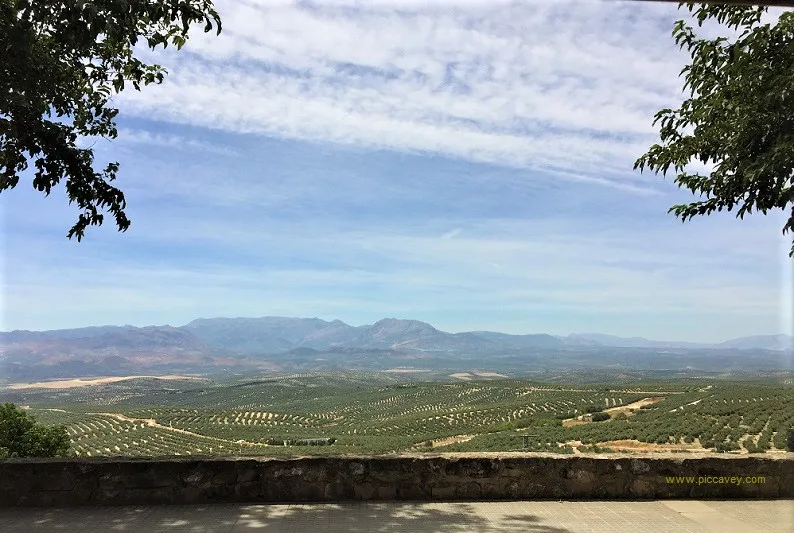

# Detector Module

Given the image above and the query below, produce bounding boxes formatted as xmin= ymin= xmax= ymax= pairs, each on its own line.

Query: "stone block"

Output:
xmin=455 ymin=481 xmax=482 ymax=499
xmin=0 ymin=455 xmax=792 ymax=506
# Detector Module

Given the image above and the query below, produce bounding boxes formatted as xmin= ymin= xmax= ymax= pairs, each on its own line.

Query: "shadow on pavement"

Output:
xmin=0 ymin=502 xmax=572 ymax=532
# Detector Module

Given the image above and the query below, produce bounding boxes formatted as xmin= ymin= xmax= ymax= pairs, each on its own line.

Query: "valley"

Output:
xmin=2 ymin=372 xmax=792 ymax=458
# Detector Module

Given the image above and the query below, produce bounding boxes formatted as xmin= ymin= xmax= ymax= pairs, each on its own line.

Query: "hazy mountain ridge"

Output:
xmin=716 ymin=334 xmax=794 ymax=351
xmin=0 ymin=325 xmax=140 ymax=343
xmin=2 ymin=316 xmax=791 ymax=382
xmin=561 ymin=332 xmax=794 ymax=351
xmin=470 ymin=331 xmax=566 ymax=349
xmin=3 ymin=316 xmax=791 ymax=354
xmin=562 ymin=333 xmax=715 ymax=350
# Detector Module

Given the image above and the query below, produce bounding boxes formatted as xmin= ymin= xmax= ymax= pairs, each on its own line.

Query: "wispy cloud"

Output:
xmin=441 ymin=228 xmax=462 ymax=239
xmin=116 ymin=0 xmax=689 ymax=192
xmin=114 ymin=129 xmax=239 ymax=156
xmin=2 ymin=0 xmax=792 ymax=343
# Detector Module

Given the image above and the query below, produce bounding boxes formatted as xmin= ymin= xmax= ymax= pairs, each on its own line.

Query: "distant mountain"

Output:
xmin=181 ymin=317 xmax=346 ymax=353
xmin=564 ymin=333 xmax=710 ymax=350
xmin=2 ymin=316 xmax=791 ymax=381
xmin=356 ymin=319 xmax=497 ymax=351
xmin=1 ymin=325 xmax=208 ymax=354
xmin=469 ymin=331 xmax=565 ymax=349
xmin=0 ymin=325 xmax=231 ymax=382
xmin=73 ymin=326 xmax=209 ymax=352
xmin=717 ymin=334 xmax=793 ymax=351
xmin=0 ymin=325 xmax=139 ymax=343
xmin=180 ymin=317 xmax=498 ymax=354
xmin=298 ymin=319 xmax=367 ymax=348
xmin=3 ymin=318 xmax=791 ymax=354
xmin=565 ymin=332 xmax=794 ymax=351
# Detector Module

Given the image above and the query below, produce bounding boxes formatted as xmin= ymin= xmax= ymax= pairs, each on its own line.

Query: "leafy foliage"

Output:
xmin=635 ymin=2 xmax=794 ymax=256
xmin=0 ymin=0 xmax=221 ymax=240
xmin=0 ymin=403 xmax=71 ymax=458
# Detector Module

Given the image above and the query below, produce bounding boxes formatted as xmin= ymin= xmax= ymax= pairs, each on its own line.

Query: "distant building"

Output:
xmin=296 ymin=437 xmax=334 ymax=446
xmin=268 ymin=437 xmax=335 ymax=446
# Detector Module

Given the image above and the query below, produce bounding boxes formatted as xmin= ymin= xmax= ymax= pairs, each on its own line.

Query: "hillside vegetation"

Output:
xmin=2 ymin=373 xmax=792 ymax=457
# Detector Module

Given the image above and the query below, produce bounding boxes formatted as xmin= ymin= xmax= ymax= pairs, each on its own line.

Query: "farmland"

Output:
xmin=1 ymin=373 xmax=793 ymax=457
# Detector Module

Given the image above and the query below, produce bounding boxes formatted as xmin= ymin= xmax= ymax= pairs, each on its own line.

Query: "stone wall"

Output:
xmin=1 ymin=454 xmax=792 ymax=506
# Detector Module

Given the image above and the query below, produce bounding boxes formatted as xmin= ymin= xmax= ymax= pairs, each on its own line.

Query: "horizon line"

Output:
xmin=2 ymin=315 xmax=792 ymax=346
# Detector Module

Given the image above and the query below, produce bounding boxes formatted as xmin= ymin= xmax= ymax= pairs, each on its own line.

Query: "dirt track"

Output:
xmin=562 ymin=396 xmax=666 ymax=427
xmin=88 ymin=412 xmax=268 ymax=447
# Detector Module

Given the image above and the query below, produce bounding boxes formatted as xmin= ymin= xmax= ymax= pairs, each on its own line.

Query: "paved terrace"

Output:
xmin=1 ymin=500 xmax=792 ymax=532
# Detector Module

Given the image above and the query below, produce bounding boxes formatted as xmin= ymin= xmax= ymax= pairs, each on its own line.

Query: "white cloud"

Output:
xmin=116 ymin=0 xmax=693 ymax=192
xmin=114 ymin=129 xmax=239 ymax=156
xmin=441 ymin=228 xmax=462 ymax=239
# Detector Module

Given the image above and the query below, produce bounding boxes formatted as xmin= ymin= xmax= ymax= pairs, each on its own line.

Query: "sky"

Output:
xmin=1 ymin=0 xmax=792 ymax=343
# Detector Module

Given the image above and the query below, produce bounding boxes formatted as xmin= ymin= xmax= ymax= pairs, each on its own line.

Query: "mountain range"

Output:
xmin=3 ymin=316 xmax=792 ymax=353
xmin=1 ymin=317 xmax=791 ymax=381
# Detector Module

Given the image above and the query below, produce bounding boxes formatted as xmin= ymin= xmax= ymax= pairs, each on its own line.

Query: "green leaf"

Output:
xmin=638 ymin=5 xmax=794 ymax=257
xmin=0 ymin=0 xmax=223 ymax=241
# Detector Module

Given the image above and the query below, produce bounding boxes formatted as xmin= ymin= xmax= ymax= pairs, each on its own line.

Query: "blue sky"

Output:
xmin=1 ymin=0 xmax=792 ymax=342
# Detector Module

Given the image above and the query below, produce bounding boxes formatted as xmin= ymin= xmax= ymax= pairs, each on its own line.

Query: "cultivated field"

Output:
xmin=7 ymin=375 xmax=209 ymax=390
xmin=2 ymin=373 xmax=792 ymax=457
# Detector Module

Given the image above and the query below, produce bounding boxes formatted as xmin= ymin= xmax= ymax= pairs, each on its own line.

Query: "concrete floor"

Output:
xmin=0 ymin=500 xmax=791 ymax=532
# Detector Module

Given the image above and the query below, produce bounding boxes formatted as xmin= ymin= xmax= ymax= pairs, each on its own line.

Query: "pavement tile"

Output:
xmin=0 ymin=500 xmax=790 ymax=533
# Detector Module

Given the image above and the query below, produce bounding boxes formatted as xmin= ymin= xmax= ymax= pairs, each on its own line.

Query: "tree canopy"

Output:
xmin=0 ymin=0 xmax=221 ymax=240
xmin=636 ymin=2 xmax=794 ymax=256
xmin=0 ymin=403 xmax=71 ymax=458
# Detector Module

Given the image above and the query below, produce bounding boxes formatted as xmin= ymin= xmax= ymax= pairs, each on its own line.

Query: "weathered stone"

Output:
xmin=377 ymin=485 xmax=397 ymax=499
xmin=272 ymin=467 xmax=304 ymax=479
xmin=301 ymin=464 xmax=330 ymax=483
xmin=431 ymin=484 xmax=455 ymax=499
xmin=235 ymin=481 xmax=260 ymax=500
xmin=0 ymin=455 xmax=792 ymax=506
xmin=211 ymin=468 xmax=238 ymax=486
xmin=261 ymin=480 xmax=287 ymax=501
xmin=445 ymin=459 xmax=496 ymax=478
xmin=183 ymin=468 xmax=213 ymax=488
xmin=631 ymin=459 xmax=651 ymax=474
xmin=124 ymin=469 xmax=175 ymax=489
xmin=395 ymin=481 xmax=429 ymax=499
xmin=630 ymin=478 xmax=654 ymax=497
xmin=348 ymin=462 xmax=366 ymax=477
xmin=237 ymin=467 xmax=259 ymax=484
xmin=35 ymin=470 xmax=79 ymax=491
xmin=292 ymin=481 xmax=325 ymax=501
xmin=324 ymin=481 xmax=354 ymax=499
xmin=124 ymin=486 xmax=177 ymax=504
xmin=455 ymin=481 xmax=482 ymax=499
